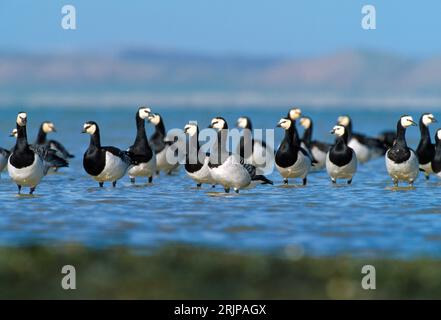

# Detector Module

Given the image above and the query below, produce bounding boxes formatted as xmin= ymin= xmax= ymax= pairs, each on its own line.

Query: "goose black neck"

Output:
xmin=155 ymin=119 xmax=166 ymax=137
xmin=35 ymin=126 xmax=47 ymax=144
xmin=186 ymin=128 xmax=200 ymax=164
xmin=419 ymin=117 xmax=431 ymax=144
xmin=89 ymin=127 xmax=101 ymax=149
xmin=302 ymin=124 xmax=313 ymax=147
xmin=345 ymin=121 xmax=353 ymax=138
xmin=15 ymin=124 xmax=29 ymax=150
xmin=290 ymin=120 xmax=301 ymax=147
xmin=135 ymin=114 xmax=148 ymax=143
xmin=334 ymin=131 xmax=349 ymax=149
xmin=395 ymin=121 xmax=408 ymax=148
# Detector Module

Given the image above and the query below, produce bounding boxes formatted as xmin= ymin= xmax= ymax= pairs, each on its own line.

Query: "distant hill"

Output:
xmin=0 ymin=48 xmax=440 ymax=108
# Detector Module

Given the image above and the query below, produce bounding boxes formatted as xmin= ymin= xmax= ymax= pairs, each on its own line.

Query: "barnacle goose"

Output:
xmin=82 ymin=121 xmax=132 ymax=187
xmin=208 ymin=117 xmax=272 ymax=193
xmin=236 ymin=116 xmax=272 ymax=174
xmin=183 ymin=122 xmax=214 ymax=188
xmin=326 ymin=125 xmax=357 ymax=184
xmin=35 ymin=121 xmax=74 ymax=161
xmin=7 ymin=112 xmax=46 ymax=194
xmin=337 ymin=115 xmax=387 ymax=163
xmin=299 ymin=116 xmax=331 ymax=171
xmin=10 ymin=128 xmax=68 ymax=173
xmin=275 ymin=117 xmax=311 ymax=185
xmin=416 ymin=113 xmax=437 ymax=180
xmin=127 ymin=107 xmax=156 ymax=184
xmin=147 ymin=113 xmax=180 ymax=175
xmin=385 ymin=115 xmax=419 ymax=187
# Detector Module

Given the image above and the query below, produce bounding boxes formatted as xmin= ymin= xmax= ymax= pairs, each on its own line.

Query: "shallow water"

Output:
xmin=1 ymin=107 xmax=441 ymax=259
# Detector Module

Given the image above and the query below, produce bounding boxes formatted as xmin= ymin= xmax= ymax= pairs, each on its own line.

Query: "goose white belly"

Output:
xmin=156 ymin=147 xmax=180 ymax=173
xmin=311 ymin=145 xmax=327 ymax=170
xmin=419 ymin=162 xmax=433 ymax=175
xmin=275 ymin=151 xmax=311 ymax=179
xmin=128 ymin=156 xmax=156 ymax=178
xmin=348 ymin=138 xmax=370 ymax=163
xmin=186 ymin=156 xmax=215 ymax=185
xmin=385 ymin=150 xmax=419 ymax=182
xmin=8 ymin=155 xmax=45 ymax=187
xmin=326 ymin=152 xmax=357 ymax=180
xmin=210 ymin=155 xmax=251 ymax=189
xmin=251 ymin=141 xmax=273 ymax=174
xmin=93 ymin=151 xmax=129 ymax=182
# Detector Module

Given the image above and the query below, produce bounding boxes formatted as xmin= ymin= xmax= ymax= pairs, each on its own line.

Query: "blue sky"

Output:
xmin=1 ymin=0 xmax=440 ymax=57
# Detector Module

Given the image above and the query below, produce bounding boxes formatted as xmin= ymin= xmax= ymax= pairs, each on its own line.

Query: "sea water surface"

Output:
xmin=1 ymin=107 xmax=441 ymax=259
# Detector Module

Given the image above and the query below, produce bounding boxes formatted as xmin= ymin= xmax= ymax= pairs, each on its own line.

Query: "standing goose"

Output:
xmin=7 ymin=112 xmax=45 ymax=194
xmin=430 ymin=129 xmax=441 ymax=179
xmin=183 ymin=122 xmax=214 ymax=188
xmin=208 ymin=117 xmax=272 ymax=193
xmin=236 ymin=116 xmax=272 ymax=173
xmin=326 ymin=125 xmax=357 ymax=184
xmin=127 ymin=107 xmax=156 ymax=184
xmin=416 ymin=113 xmax=437 ymax=180
xmin=299 ymin=116 xmax=331 ymax=170
xmin=275 ymin=117 xmax=311 ymax=185
xmin=35 ymin=121 xmax=74 ymax=161
xmin=385 ymin=115 xmax=419 ymax=187
xmin=10 ymin=128 xmax=68 ymax=173
xmin=147 ymin=113 xmax=180 ymax=175
xmin=337 ymin=115 xmax=387 ymax=163
xmin=82 ymin=121 xmax=132 ymax=187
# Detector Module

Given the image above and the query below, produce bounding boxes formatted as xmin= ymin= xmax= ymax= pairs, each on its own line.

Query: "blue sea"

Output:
xmin=1 ymin=107 xmax=441 ymax=259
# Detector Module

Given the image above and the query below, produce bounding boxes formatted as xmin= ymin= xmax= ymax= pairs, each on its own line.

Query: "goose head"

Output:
xmin=277 ymin=117 xmax=292 ymax=130
xmin=288 ymin=108 xmax=302 ymax=121
xmin=400 ymin=115 xmax=417 ymax=128
xmin=82 ymin=121 xmax=98 ymax=135
xmin=330 ymin=125 xmax=346 ymax=137
xmin=421 ymin=113 xmax=437 ymax=127
xmin=147 ymin=113 xmax=161 ymax=126
xmin=209 ymin=117 xmax=228 ymax=130
xmin=9 ymin=128 xmax=18 ymax=138
xmin=299 ymin=116 xmax=312 ymax=129
xmin=16 ymin=112 xmax=27 ymax=127
xmin=138 ymin=106 xmax=151 ymax=120
xmin=237 ymin=116 xmax=251 ymax=130
xmin=42 ymin=121 xmax=56 ymax=133
xmin=183 ymin=122 xmax=198 ymax=137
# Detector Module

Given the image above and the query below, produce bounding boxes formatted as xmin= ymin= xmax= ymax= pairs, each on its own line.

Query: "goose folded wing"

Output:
xmin=48 ymin=139 xmax=75 ymax=158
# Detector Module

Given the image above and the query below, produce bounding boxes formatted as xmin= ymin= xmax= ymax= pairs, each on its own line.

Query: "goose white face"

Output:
xmin=289 ymin=108 xmax=302 ymax=120
xmin=422 ymin=113 xmax=436 ymax=126
xmin=210 ymin=117 xmax=226 ymax=130
xmin=138 ymin=107 xmax=151 ymax=120
xmin=299 ymin=117 xmax=311 ymax=129
xmin=16 ymin=112 xmax=27 ymax=127
xmin=401 ymin=115 xmax=416 ymax=128
xmin=237 ymin=117 xmax=248 ymax=129
xmin=331 ymin=125 xmax=345 ymax=137
xmin=278 ymin=118 xmax=292 ymax=130
xmin=42 ymin=122 xmax=56 ymax=133
xmin=83 ymin=123 xmax=97 ymax=135
xmin=148 ymin=113 xmax=161 ymax=125
xmin=437 ymin=129 xmax=441 ymax=140
xmin=337 ymin=115 xmax=350 ymax=127
xmin=184 ymin=123 xmax=197 ymax=136
xmin=10 ymin=128 xmax=18 ymax=138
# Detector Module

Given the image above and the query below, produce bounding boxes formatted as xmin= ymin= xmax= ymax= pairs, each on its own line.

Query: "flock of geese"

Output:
xmin=1 ymin=107 xmax=440 ymax=195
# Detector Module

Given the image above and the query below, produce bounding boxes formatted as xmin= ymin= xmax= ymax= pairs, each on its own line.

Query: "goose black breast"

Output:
xmin=128 ymin=142 xmax=153 ymax=163
xmin=9 ymin=148 xmax=35 ymax=169
xmin=417 ymin=141 xmax=435 ymax=165
xmin=329 ymin=146 xmax=353 ymax=167
xmin=387 ymin=147 xmax=411 ymax=164
xmin=275 ymin=142 xmax=298 ymax=168
xmin=83 ymin=148 xmax=106 ymax=176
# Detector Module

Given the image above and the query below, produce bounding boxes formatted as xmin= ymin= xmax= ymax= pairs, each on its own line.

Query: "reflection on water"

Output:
xmin=1 ymin=107 xmax=441 ymax=259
